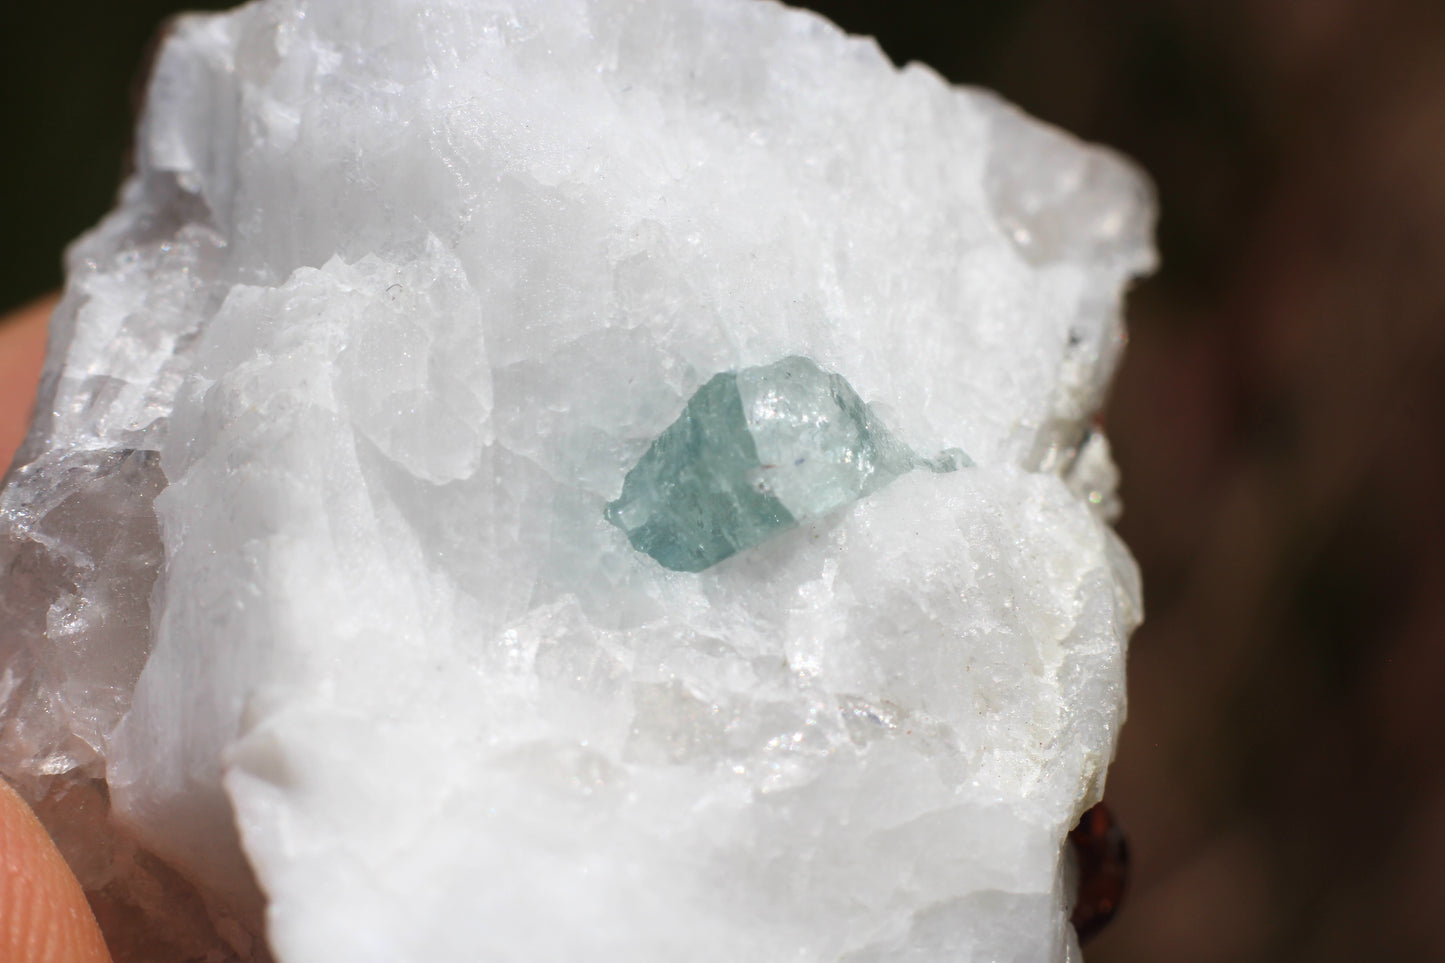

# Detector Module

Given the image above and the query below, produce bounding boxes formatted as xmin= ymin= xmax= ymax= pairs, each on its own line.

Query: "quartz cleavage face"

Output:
xmin=606 ymin=356 xmax=967 ymax=571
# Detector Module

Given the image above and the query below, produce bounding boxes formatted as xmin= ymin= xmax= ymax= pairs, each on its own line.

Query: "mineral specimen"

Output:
xmin=0 ymin=0 xmax=1155 ymax=961
xmin=606 ymin=355 xmax=967 ymax=572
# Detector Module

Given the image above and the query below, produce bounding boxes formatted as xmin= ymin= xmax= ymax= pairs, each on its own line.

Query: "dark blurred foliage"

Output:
xmin=5 ymin=1 xmax=1445 ymax=961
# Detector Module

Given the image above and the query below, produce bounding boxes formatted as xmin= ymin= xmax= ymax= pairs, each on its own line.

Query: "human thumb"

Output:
xmin=0 ymin=778 xmax=113 ymax=963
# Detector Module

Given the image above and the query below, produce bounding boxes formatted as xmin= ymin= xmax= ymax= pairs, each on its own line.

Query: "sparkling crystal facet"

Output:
xmin=606 ymin=356 xmax=964 ymax=571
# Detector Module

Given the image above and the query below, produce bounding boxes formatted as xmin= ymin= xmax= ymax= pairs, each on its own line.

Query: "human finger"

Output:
xmin=0 ymin=778 xmax=113 ymax=963
xmin=0 ymin=293 xmax=55 ymax=470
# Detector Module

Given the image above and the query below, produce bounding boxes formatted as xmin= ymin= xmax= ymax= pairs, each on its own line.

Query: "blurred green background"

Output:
xmin=6 ymin=2 xmax=1445 ymax=961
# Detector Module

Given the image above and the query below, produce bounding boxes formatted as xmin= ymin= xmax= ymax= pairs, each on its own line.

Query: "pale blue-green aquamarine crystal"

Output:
xmin=607 ymin=356 xmax=969 ymax=571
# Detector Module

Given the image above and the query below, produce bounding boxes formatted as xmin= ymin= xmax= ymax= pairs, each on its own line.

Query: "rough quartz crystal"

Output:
xmin=606 ymin=356 xmax=964 ymax=571
xmin=0 ymin=1 xmax=1155 ymax=961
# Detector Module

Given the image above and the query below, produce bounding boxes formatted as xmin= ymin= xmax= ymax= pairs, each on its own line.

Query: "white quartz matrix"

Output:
xmin=0 ymin=0 xmax=1155 ymax=960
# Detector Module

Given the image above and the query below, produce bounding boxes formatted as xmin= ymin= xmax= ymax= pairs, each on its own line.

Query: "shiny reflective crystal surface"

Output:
xmin=607 ymin=356 xmax=965 ymax=571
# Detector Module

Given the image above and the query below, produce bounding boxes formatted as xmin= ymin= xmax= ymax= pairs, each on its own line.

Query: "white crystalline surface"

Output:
xmin=0 ymin=1 xmax=1155 ymax=960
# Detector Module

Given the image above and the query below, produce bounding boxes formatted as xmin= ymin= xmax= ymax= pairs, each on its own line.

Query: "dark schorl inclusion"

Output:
xmin=606 ymin=356 xmax=968 ymax=572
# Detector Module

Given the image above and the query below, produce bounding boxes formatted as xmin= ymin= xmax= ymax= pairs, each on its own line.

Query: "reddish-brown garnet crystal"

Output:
xmin=1070 ymin=802 xmax=1130 ymax=945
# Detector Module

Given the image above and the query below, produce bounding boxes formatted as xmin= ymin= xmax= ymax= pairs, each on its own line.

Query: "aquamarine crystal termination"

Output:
xmin=607 ymin=356 xmax=968 ymax=571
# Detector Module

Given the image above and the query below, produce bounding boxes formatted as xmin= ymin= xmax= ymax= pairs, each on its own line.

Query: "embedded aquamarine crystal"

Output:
xmin=607 ymin=356 xmax=967 ymax=571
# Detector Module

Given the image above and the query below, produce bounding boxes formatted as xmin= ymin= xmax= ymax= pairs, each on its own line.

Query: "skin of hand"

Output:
xmin=0 ymin=295 xmax=53 ymax=470
xmin=0 ymin=294 xmax=114 ymax=963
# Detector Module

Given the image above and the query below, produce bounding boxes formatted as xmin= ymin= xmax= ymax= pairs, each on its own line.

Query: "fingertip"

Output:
xmin=0 ymin=778 xmax=113 ymax=963
xmin=0 ymin=293 xmax=57 ymax=471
